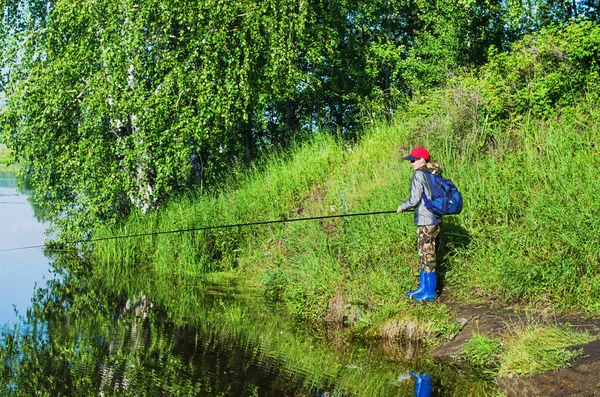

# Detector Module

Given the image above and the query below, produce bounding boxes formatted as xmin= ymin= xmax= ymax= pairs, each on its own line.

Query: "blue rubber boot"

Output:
xmin=412 ymin=373 xmax=432 ymax=397
xmin=406 ymin=269 xmax=426 ymax=297
xmin=412 ymin=271 xmax=436 ymax=301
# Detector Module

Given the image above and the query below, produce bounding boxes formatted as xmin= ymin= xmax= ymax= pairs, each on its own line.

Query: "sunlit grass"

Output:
xmin=499 ymin=324 xmax=594 ymax=376
xmin=92 ymin=90 xmax=600 ymax=349
xmin=462 ymin=334 xmax=503 ymax=378
xmin=463 ymin=322 xmax=595 ymax=378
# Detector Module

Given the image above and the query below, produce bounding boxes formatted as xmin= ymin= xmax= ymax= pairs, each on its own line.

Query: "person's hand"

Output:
xmin=397 ymin=206 xmax=403 ymax=213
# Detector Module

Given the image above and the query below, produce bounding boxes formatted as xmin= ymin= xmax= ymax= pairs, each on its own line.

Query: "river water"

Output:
xmin=0 ymin=171 xmax=51 ymax=329
xmin=0 ymin=171 xmax=495 ymax=396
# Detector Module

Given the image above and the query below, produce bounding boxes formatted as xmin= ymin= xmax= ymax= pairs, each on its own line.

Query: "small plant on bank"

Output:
xmin=498 ymin=324 xmax=594 ymax=376
xmin=462 ymin=333 xmax=503 ymax=378
xmin=463 ymin=325 xmax=594 ymax=378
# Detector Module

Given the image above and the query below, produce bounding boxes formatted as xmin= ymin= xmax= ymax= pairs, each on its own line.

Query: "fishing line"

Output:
xmin=0 ymin=210 xmax=398 ymax=253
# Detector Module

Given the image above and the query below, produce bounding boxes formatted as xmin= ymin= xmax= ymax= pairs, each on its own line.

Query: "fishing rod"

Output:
xmin=0 ymin=210 xmax=399 ymax=253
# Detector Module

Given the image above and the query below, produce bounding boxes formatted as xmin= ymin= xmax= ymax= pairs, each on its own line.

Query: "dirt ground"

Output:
xmin=433 ymin=292 xmax=600 ymax=397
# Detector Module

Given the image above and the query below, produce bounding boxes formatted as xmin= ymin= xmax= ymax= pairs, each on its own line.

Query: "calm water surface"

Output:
xmin=0 ymin=171 xmax=50 ymax=328
xmin=0 ymin=172 xmax=495 ymax=395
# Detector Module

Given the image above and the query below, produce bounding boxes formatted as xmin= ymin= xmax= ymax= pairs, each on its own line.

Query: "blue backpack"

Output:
xmin=422 ymin=172 xmax=463 ymax=216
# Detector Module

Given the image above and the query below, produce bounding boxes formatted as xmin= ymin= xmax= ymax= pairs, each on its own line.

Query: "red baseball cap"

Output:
xmin=404 ymin=147 xmax=430 ymax=161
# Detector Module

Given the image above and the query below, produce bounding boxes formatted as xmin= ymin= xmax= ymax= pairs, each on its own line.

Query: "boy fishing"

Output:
xmin=396 ymin=147 xmax=441 ymax=301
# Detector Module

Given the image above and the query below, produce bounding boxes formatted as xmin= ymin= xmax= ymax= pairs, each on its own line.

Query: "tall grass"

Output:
xmin=462 ymin=322 xmax=594 ymax=378
xmin=499 ymin=323 xmax=594 ymax=376
xmin=448 ymin=107 xmax=600 ymax=310
xmin=92 ymin=84 xmax=600 ymax=342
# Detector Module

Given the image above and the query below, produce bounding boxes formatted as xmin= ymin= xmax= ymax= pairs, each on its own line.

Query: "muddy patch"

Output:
xmin=497 ymin=359 xmax=600 ymax=397
xmin=434 ymin=292 xmax=600 ymax=396
xmin=497 ymin=340 xmax=600 ymax=396
xmin=325 ymin=288 xmax=600 ymax=395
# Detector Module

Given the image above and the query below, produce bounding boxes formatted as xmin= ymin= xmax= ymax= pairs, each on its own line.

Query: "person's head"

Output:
xmin=404 ymin=147 xmax=430 ymax=171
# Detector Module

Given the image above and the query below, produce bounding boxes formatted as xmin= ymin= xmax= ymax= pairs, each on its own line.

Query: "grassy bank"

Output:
xmin=91 ymin=92 xmax=599 ymax=375
xmin=93 ymin=126 xmax=460 ymax=336
xmin=90 ymin=25 xmax=600 ymax=377
xmin=462 ymin=323 xmax=595 ymax=378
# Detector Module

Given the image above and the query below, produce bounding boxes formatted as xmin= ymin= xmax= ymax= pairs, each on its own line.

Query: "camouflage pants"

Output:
xmin=417 ymin=225 xmax=440 ymax=273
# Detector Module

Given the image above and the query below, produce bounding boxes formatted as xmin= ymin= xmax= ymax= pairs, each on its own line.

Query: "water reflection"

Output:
xmin=0 ymin=250 xmax=497 ymax=396
xmin=411 ymin=372 xmax=433 ymax=397
xmin=0 ymin=171 xmax=51 ymax=328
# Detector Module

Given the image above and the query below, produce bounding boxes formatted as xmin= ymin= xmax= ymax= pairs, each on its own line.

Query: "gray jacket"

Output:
xmin=399 ymin=167 xmax=440 ymax=226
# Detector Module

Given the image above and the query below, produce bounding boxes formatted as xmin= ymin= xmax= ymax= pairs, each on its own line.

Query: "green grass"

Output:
xmin=462 ymin=323 xmax=595 ymax=378
xmin=462 ymin=334 xmax=504 ymax=378
xmin=92 ymin=125 xmax=461 ymax=336
xmin=500 ymin=323 xmax=594 ymax=376
xmin=91 ymin=83 xmax=600 ymax=365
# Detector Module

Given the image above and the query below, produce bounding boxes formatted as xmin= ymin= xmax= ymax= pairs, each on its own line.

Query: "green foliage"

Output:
xmin=499 ymin=323 xmax=594 ymax=376
xmin=4 ymin=0 xmax=353 ymax=238
xmin=4 ymin=0 xmax=587 ymax=239
xmin=477 ymin=21 xmax=600 ymax=122
xmin=463 ymin=334 xmax=504 ymax=377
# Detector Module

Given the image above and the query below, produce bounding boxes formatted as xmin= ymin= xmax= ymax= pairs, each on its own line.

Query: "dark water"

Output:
xmin=2 ymin=277 xmax=493 ymax=396
xmin=0 ymin=172 xmax=495 ymax=396
xmin=0 ymin=171 xmax=51 ymax=329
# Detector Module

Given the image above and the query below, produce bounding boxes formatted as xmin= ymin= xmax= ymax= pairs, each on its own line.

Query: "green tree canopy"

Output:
xmin=1 ymin=0 xmax=597 ymax=236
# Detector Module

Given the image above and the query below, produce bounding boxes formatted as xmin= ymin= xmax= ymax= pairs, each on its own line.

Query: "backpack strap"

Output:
xmin=419 ymin=171 xmax=442 ymax=224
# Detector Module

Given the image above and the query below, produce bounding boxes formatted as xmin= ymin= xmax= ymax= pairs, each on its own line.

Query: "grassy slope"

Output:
xmin=92 ymin=90 xmax=600 ymax=325
xmin=90 ymin=24 xmax=600 ymax=377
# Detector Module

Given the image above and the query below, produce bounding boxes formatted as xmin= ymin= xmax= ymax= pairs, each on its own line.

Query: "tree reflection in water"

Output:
xmin=0 ymin=252 xmax=494 ymax=396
